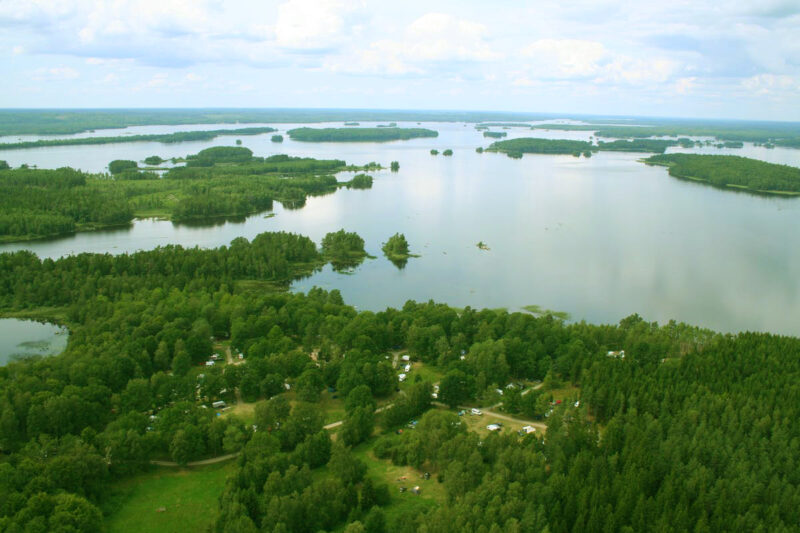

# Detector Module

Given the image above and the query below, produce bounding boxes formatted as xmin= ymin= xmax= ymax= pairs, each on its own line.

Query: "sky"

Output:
xmin=1 ymin=0 xmax=799 ymax=121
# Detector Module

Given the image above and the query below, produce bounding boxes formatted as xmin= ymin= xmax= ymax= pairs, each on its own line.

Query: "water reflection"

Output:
xmin=1 ymin=122 xmax=800 ymax=336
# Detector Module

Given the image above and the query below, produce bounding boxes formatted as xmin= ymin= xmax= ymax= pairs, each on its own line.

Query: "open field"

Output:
xmin=354 ymin=443 xmax=444 ymax=527
xmin=104 ymin=462 xmax=236 ymax=533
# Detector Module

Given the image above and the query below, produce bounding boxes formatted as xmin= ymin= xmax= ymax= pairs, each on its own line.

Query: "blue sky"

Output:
xmin=2 ymin=0 xmax=799 ymax=120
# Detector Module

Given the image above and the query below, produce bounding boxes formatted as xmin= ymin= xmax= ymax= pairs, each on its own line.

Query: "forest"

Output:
xmin=0 ymin=127 xmax=277 ymax=151
xmin=595 ymin=139 xmax=678 ymax=153
xmin=0 ymin=150 xmax=358 ymax=241
xmin=645 ymin=153 xmax=800 ymax=194
xmin=287 ymin=128 xmax=439 ymax=143
xmin=0 ymin=229 xmax=799 ymax=532
xmin=486 ymin=138 xmax=681 ymax=158
xmin=486 ymin=138 xmax=594 ymax=157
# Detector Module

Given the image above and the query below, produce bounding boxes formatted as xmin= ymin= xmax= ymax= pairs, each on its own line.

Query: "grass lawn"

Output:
xmin=223 ymin=400 xmax=257 ymax=423
xmin=547 ymin=385 xmax=580 ymax=403
xmin=459 ymin=410 xmax=531 ymax=436
xmin=398 ymin=362 xmax=444 ymax=395
xmin=353 ymin=441 xmax=444 ymax=527
xmin=104 ymin=461 xmax=236 ymax=533
xmin=318 ymin=390 xmax=346 ymax=425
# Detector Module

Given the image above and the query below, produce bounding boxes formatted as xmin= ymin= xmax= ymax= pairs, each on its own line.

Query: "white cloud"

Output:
xmin=741 ymin=73 xmax=799 ymax=94
xmin=598 ymin=57 xmax=680 ymax=85
xmin=30 ymin=66 xmax=79 ymax=80
xmin=274 ymin=0 xmax=364 ymax=51
xmin=674 ymin=77 xmax=697 ymax=94
xmin=326 ymin=12 xmax=500 ymax=76
xmin=523 ymin=39 xmax=608 ymax=78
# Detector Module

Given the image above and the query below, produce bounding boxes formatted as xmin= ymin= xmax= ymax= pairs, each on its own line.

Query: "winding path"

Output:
xmin=150 ymin=453 xmax=240 ymax=467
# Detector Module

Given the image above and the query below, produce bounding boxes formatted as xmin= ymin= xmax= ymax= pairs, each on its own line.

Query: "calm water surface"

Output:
xmin=0 ymin=319 xmax=68 ymax=366
xmin=2 ymin=122 xmax=800 ymax=335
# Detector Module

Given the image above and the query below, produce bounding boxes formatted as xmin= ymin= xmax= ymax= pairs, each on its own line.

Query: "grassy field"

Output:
xmin=398 ymin=361 xmax=444 ymax=395
xmin=104 ymin=462 xmax=236 ymax=533
xmin=456 ymin=409 xmax=533 ymax=436
xmin=353 ymin=442 xmax=444 ymax=528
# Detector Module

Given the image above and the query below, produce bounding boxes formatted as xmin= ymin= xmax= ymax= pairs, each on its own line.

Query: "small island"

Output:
xmin=345 ymin=173 xmax=373 ymax=189
xmin=287 ymin=127 xmax=438 ymax=143
xmin=476 ymin=241 xmax=490 ymax=250
xmin=271 ymin=134 xmax=284 ymax=143
xmin=644 ymin=153 xmax=800 ymax=195
xmin=321 ymin=229 xmax=368 ymax=271
xmin=483 ymin=131 xmax=507 ymax=139
xmin=381 ymin=233 xmax=418 ymax=268
xmin=442 ymin=149 xmax=453 ymax=156
xmin=430 ymin=149 xmax=439 ymax=155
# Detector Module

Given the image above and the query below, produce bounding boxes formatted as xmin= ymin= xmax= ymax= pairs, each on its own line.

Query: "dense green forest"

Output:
xmin=0 ymin=127 xmax=277 ymax=150
xmin=645 ymin=153 xmax=800 ymax=194
xmin=1 ymin=230 xmax=799 ymax=531
xmin=0 ymin=150 xmax=358 ymax=241
xmin=486 ymin=138 xmax=594 ymax=157
xmin=487 ymin=138 xmax=682 ymax=157
xmin=321 ymin=229 xmax=368 ymax=270
xmin=287 ymin=127 xmax=438 ymax=143
xmin=595 ymin=139 xmax=679 ymax=153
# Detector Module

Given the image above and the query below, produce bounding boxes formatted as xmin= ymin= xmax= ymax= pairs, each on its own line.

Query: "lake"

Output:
xmin=0 ymin=318 xmax=68 ymax=366
xmin=2 ymin=121 xmax=800 ymax=335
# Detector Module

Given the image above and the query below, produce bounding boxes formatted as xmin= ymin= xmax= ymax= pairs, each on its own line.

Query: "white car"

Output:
xmin=471 ymin=408 xmax=482 ymax=415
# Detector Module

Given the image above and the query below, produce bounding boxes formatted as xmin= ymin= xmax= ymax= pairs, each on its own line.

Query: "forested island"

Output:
xmin=486 ymin=138 xmax=594 ymax=157
xmin=287 ymin=127 xmax=438 ymax=143
xmin=321 ymin=229 xmax=369 ymax=270
xmin=644 ymin=153 xmax=800 ymax=195
xmin=482 ymin=131 xmax=507 ymax=139
xmin=382 ymin=233 xmax=417 ymax=268
xmin=0 ymin=127 xmax=277 ymax=150
xmin=595 ymin=139 xmax=679 ymax=153
xmin=0 ymin=229 xmax=799 ymax=531
xmin=487 ymin=137 xmax=681 ymax=158
xmin=0 ymin=147 xmax=359 ymax=241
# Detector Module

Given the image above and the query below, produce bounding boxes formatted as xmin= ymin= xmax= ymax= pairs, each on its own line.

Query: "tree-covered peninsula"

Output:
xmin=0 ymin=149 xmax=358 ymax=241
xmin=287 ymin=127 xmax=438 ymax=142
xmin=0 ymin=127 xmax=277 ymax=150
xmin=644 ymin=153 xmax=800 ymax=195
